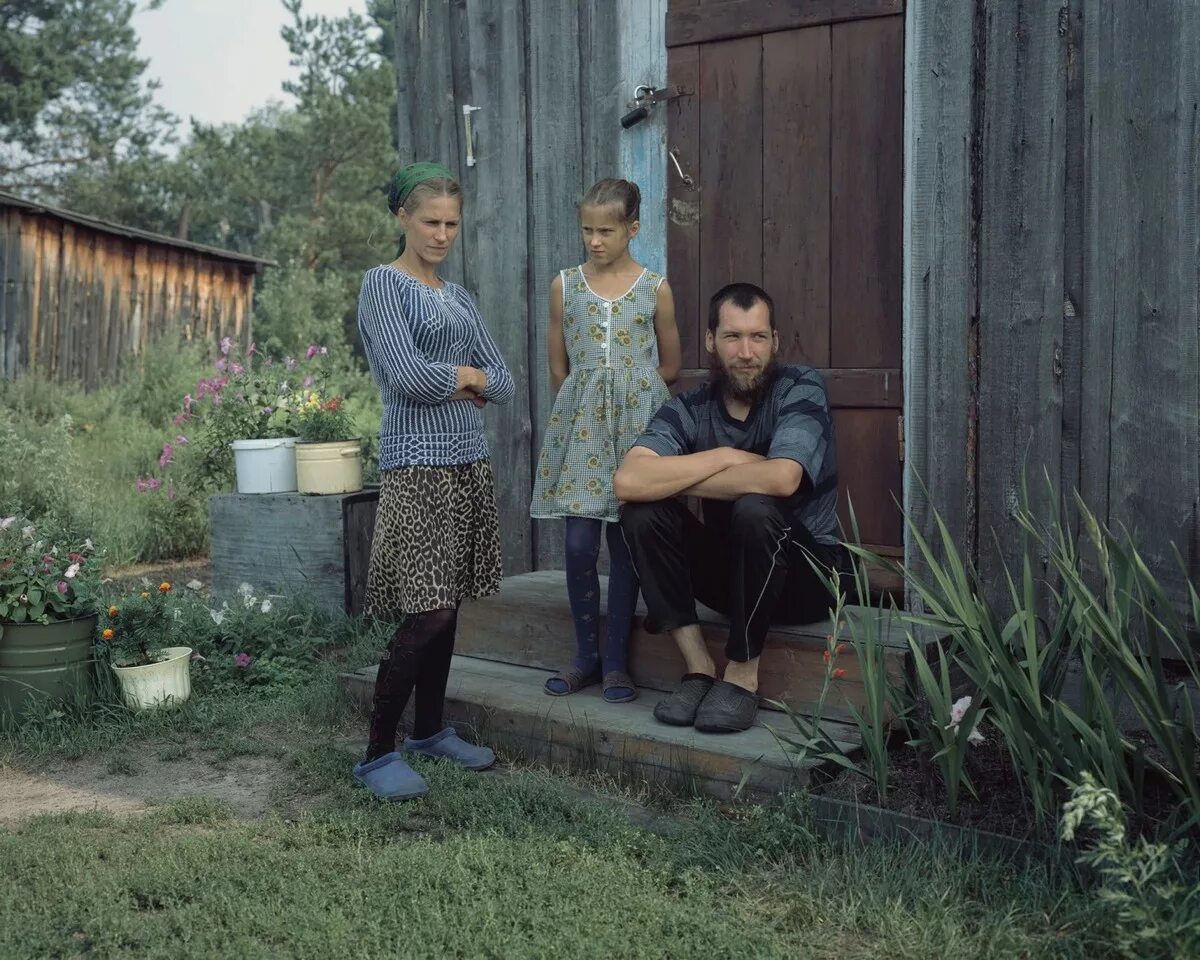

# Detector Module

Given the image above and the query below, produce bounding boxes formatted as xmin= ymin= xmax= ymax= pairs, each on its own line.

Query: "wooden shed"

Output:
xmin=0 ymin=190 xmax=272 ymax=390
xmin=390 ymin=0 xmax=1199 ymax=608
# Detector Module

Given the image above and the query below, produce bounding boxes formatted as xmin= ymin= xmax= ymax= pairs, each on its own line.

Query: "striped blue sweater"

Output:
xmin=356 ymin=265 xmax=515 ymax=469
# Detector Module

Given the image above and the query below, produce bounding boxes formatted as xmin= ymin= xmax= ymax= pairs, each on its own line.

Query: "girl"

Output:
xmin=352 ymin=162 xmax=515 ymax=801
xmin=530 ymin=178 xmax=681 ymax=703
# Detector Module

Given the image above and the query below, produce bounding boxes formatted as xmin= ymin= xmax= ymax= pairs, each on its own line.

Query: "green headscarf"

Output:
xmin=388 ymin=161 xmax=457 ymax=256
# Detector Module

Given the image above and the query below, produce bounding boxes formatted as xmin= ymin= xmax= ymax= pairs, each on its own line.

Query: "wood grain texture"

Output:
xmin=830 ymin=16 xmax=903 ymax=369
xmin=455 ymin=571 xmax=924 ymax=721
xmin=1081 ymin=2 xmax=1200 ymax=607
xmin=975 ymin=1 xmax=1067 ymax=595
xmin=667 ymin=0 xmax=903 ymax=48
xmin=901 ymin=0 xmax=978 ymax=609
xmin=764 ymin=26 xmax=831 ymax=367
xmin=666 ymin=43 xmax=702 ymax=369
xmin=210 ymin=493 xmax=354 ymax=613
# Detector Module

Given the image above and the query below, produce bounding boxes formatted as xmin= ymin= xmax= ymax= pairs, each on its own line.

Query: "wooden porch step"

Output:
xmin=456 ymin=571 xmax=930 ymax=723
xmin=340 ymin=655 xmax=859 ymax=800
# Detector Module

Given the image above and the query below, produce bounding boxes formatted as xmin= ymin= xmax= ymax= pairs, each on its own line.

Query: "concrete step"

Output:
xmin=341 ymin=655 xmax=861 ymax=800
xmin=455 ymin=571 xmax=931 ymax=722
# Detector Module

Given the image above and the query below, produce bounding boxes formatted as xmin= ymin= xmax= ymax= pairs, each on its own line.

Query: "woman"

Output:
xmin=353 ymin=162 xmax=514 ymax=801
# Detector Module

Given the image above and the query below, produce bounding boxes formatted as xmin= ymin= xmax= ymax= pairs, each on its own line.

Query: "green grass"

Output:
xmin=0 ymin=660 xmax=1117 ymax=960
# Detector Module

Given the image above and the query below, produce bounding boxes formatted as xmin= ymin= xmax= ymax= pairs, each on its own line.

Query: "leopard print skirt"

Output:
xmin=364 ymin=459 xmax=503 ymax=620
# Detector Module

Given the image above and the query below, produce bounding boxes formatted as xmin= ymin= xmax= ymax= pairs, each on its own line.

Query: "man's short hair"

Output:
xmin=707 ymin=282 xmax=775 ymax=333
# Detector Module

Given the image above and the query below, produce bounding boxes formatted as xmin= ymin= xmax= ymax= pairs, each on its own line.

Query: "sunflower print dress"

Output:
xmin=530 ymin=265 xmax=671 ymax=522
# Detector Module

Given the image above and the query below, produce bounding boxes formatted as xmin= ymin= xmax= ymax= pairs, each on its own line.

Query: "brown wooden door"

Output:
xmin=666 ymin=1 xmax=905 ymax=560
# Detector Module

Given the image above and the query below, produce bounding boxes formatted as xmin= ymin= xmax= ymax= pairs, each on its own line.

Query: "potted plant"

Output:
xmin=292 ymin=390 xmax=364 ymax=495
xmin=0 ymin=516 xmax=101 ymax=721
xmin=97 ymin=581 xmax=192 ymax=711
xmin=187 ymin=338 xmax=300 ymax=495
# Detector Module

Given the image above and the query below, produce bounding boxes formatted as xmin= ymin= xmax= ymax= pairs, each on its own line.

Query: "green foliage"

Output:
xmin=1062 ymin=773 xmax=1200 ymax=959
xmin=0 ymin=0 xmax=173 ymax=197
xmin=98 ymin=582 xmax=179 ymax=667
xmin=0 ymin=514 xmax=101 ymax=624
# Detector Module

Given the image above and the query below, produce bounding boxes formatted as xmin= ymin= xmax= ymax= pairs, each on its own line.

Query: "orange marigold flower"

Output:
xmin=108 ymin=606 xmax=119 ymax=618
xmin=102 ymin=628 xmax=115 ymax=640
xmin=159 ymin=581 xmax=172 ymax=593
xmin=833 ymin=668 xmax=847 ymax=679
xmin=822 ymin=649 xmax=831 ymax=664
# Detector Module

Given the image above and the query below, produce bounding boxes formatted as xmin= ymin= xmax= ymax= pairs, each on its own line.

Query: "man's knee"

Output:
xmin=620 ymin=500 xmax=677 ymax=544
xmin=729 ymin=494 xmax=788 ymax=541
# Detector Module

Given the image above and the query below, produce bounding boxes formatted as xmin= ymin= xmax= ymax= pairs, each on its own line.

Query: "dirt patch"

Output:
xmin=104 ymin=556 xmax=212 ymax=594
xmin=0 ymin=749 xmax=286 ymax=824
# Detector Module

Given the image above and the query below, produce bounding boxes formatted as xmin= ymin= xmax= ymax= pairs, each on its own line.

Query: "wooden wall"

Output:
xmin=905 ymin=0 xmax=1200 ymax=610
xmin=392 ymin=0 xmax=667 ymax=574
xmin=0 ymin=206 xmax=256 ymax=389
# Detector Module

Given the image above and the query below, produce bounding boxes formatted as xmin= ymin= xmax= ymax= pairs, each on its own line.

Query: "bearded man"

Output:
xmin=614 ymin=282 xmax=848 ymax=734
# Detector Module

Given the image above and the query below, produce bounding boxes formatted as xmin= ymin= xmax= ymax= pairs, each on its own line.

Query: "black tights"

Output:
xmin=365 ymin=607 xmax=458 ymax=761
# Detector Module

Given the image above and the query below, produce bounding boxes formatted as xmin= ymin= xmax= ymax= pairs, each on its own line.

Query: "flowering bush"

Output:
xmin=293 ymin=391 xmax=356 ymax=443
xmin=96 ymin=581 xmax=179 ymax=667
xmin=0 ymin=516 xmax=100 ymax=624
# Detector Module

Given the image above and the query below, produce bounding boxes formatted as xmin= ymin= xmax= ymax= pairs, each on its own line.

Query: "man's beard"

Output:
xmin=710 ymin=353 xmax=778 ymax=406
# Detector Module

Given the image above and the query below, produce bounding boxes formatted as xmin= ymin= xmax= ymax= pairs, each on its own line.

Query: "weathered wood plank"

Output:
xmin=1081 ymin=3 xmax=1200 ymax=607
xmin=975 ymin=2 xmax=1067 ymax=596
xmin=764 ymin=25 xmax=831 ymax=367
xmin=830 ymin=16 xmax=903 ymax=369
xmin=698 ymin=36 xmax=763 ymax=297
xmin=210 ymin=493 xmax=355 ymax=613
xmin=456 ymin=0 xmax=533 ymax=574
xmin=902 ymin=0 xmax=976 ymax=608
xmin=666 ymin=0 xmax=904 ymax=48
xmin=666 ymin=42 xmax=702 ymax=369
xmin=579 ymin=0 xmax=622 ymax=193
xmin=342 ymin=489 xmax=380 ymax=616
xmin=528 ymin=0 xmax=585 ymax=571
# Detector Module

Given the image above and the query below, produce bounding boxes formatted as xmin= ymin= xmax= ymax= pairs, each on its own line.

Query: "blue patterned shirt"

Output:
xmin=633 ymin=365 xmax=840 ymax=545
xmin=356 ymin=266 xmax=515 ymax=468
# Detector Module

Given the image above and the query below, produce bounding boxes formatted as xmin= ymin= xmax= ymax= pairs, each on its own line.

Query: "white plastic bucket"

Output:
xmin=231 ymin=438 xmax=298 ymax=493
xmin=111 ymin=646 xmax=193 ymax=711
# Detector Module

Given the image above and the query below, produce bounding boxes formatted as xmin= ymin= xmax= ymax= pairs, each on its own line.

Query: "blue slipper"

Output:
xmin=352 ymin=752 xmax=429 ymax=801
xmin=404 ymin=727 xmax=496 ymax=771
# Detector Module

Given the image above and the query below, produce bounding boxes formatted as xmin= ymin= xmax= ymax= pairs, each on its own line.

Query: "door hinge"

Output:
xmin=897 ymin=414 xmax=905 ymax=464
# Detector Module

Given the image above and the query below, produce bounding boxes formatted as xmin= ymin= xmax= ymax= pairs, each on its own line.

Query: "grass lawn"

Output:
xmin=0 ymin=655 xmax=1111 ymax=959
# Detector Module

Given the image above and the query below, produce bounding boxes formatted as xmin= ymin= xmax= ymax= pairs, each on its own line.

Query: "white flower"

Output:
xmin=949 ymin=695 xmax=971 ymax=725
xmin=209 ymin=608 xmax=225 ymax=626
xmin=50 ymin=545 xmax=59 ymax=556
xmin=186 ymin=579 xmax=203 ymax=591
xmin=0 ymin=516 xmax=15 ymax=529
xmin=64 ymin=562 xmax=80 ymax=579
xmin=21 ymin=525 xmax=34 ymax=539
xmin=238 ymin=582 xmax=254 ymax=595
xmin=84 ymin=538 xmax=94 ymax=551
xmin=172 ymin=609 xmax=182 ymax=621
xmin=260 ymin=598 xmax=272 ymax=614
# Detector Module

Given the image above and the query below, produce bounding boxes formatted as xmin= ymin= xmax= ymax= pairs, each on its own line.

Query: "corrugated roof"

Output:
xmin=0 ymin=190 xmax=277 ymax=267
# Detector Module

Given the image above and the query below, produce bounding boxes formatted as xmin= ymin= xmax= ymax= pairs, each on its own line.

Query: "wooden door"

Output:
xmin=666 ymin=1 xmax=905 ymax=560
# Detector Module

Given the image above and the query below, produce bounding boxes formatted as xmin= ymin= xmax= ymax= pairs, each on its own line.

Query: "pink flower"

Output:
xmin=64 ymin=562 xmax=80 ymax=579
xmin=234 ymin=653 xmax=252 ymax=668
xmin=183 ymin=394 xmax=195 ymax=411
xmin=302 ymin=375 xmax=315 ymax=387
xmin=248 ymin=341 xmax=257 ymax=357
xmin=230 ymin=362 xmax=244 ymax=376
xmin=215 ymin=358 xmax=227 ymax=372
xmin=56 ymin=581 xmax=68 ymax=593
xmin=284 ymin=357 xmax=298 ymax=371
xmin=305 ymin=345 xmax=320 ymax=360
xmin=175 ymin=435 xmax=188 ymax=445
xmin=147 ymin=478 xmax=162 ymax=490
xmin=173 ymin=413 xmax=188 ymax=426
xmin=220 ymin=336 xmax=233 ymax=356
xmin=135 ymin=478 xmax=150 ymax=493
xmin=159 ymin=442 xmax=174 ymax=469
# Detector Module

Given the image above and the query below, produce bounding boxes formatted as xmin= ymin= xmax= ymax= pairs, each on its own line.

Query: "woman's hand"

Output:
xmin=455 ymin=366 xmax=488 ymax=394
xmin=449 ymin=388 xmax=487 ymax=407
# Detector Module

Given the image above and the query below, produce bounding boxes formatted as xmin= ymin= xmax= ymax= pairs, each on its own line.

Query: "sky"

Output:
xmin=132 ymin=0 xmax=369 ymax=128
